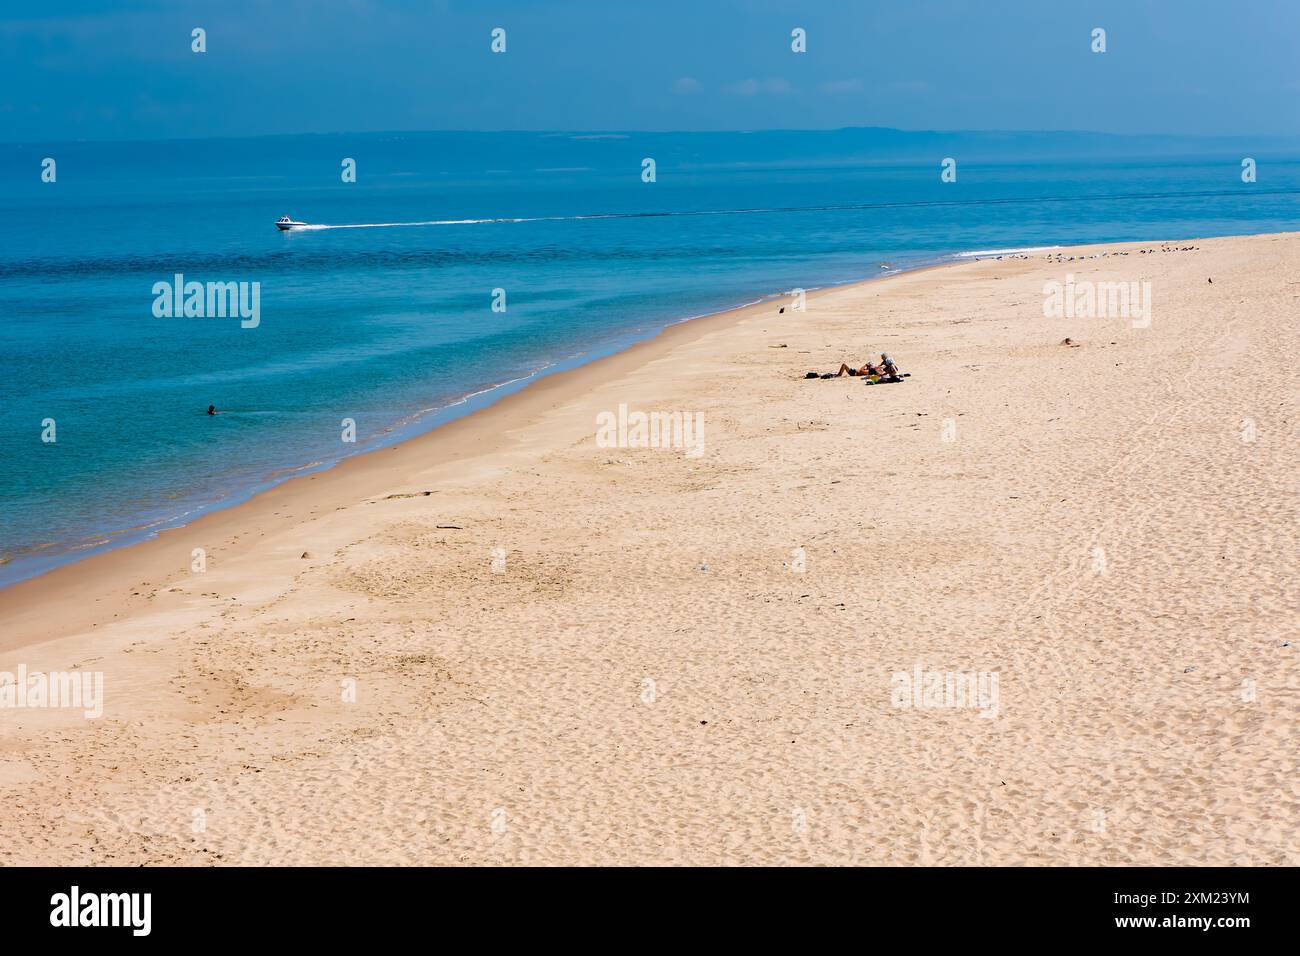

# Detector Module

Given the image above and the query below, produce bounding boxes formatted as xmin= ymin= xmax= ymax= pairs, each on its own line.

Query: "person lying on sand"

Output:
xmin=804 ymin=355 xmax=908 ymax=381
xmin=833 ymin=361 xmax=880 ymax=378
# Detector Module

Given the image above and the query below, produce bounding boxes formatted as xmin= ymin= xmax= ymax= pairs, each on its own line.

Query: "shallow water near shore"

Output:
xmin=2 ymin=130 xmax=1298 ymax=585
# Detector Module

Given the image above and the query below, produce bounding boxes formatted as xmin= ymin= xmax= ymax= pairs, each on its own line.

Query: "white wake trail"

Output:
xmin=289 ymin=217 xmax=523 ymax=231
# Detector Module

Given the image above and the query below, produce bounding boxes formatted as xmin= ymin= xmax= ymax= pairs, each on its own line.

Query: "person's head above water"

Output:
xmin=207 ymin=405 xmax=216 ymax=415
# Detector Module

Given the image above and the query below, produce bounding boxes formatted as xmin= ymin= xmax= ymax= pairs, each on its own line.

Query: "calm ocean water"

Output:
xmin=2 ymin=130 xmax=1297 ymax=585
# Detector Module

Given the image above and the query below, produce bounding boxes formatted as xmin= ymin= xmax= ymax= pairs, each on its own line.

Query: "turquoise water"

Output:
xmin=2 ymin=130 xmax=1297 ymax=585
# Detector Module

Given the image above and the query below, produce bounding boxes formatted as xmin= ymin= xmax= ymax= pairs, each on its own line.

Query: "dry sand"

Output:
xmin=1 ymin=233 xmax=1296 ymax=865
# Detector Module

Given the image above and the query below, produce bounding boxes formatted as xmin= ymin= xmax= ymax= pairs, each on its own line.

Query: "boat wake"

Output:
xmin=282 ymin=185 xmax=1300 ymax=233
xmin=288 ymin=218 xmax=517 ymax=230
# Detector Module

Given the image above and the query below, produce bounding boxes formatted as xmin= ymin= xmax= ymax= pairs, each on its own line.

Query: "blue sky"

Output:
xmin=3 ymin=0 xmax=1298 ymax=141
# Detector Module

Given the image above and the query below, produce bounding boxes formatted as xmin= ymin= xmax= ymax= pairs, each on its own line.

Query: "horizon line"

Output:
xmin=6 ymin=125 xmax=1300 ymax=148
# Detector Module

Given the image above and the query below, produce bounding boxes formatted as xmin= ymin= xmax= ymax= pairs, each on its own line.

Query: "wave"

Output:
xmin=952 ymin=245 xmax=1063 ymax=258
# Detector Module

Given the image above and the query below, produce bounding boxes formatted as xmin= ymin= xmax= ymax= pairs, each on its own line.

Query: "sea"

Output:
xmin=2 ymin=128 xmax=1297 ymax=586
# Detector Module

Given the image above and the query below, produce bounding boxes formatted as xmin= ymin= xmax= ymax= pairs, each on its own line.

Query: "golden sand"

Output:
xmin=1 ymin=233 xmax=1295 ymax=865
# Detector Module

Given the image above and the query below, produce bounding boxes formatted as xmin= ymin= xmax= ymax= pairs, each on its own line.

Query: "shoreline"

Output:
xmin=1 ymin=230 xmax=1294 ymax=864
xmin=0 ymin=255 xmax=956 ymax=651
xmin=0 ymin=231 xmax=1242 ymax=650
xmin=0 ymin=234 xmax=1235 ymax=647
xmin=0 ymin=248 xmax=964 ymax=600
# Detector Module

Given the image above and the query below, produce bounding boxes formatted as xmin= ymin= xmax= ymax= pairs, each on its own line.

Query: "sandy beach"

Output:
xmin=1 ymin=232 xmax=1295 ymax=866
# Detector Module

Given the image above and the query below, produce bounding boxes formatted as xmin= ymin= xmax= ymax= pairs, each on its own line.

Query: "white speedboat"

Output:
xmin=275 ymin=215 xmax=308 ymax=231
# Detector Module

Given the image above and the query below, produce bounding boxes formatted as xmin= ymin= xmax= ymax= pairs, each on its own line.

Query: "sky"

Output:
xmin=2 ymin=0 xmax=1298 ymax=142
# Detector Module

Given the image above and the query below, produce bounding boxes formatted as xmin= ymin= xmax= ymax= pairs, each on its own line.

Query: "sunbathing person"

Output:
xmin=834 ymin=361 xmax=880 ymax=377
xmin=806 ymin=357 xmax=907 ymax=381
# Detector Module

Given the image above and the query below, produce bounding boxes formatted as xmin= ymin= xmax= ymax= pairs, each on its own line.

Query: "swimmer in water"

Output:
xmin=207 ymin=405 xmax=217 ymax=416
